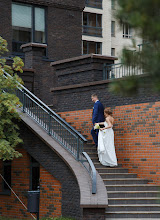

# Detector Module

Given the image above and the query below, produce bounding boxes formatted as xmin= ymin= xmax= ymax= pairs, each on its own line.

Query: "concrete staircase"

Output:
xmin=84 ymin=143 xmax=160 ymax=219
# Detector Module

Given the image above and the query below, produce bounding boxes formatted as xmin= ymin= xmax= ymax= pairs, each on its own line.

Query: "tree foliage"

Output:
xmin=110 ymin=0 xmax=160 ymax=95
xmin=0 ymin=36 xmax=24 ymax=160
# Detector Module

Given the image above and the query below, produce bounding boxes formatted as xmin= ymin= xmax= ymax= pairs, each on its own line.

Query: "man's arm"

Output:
xmin=92 ymin=103 xmax=99 ymax=125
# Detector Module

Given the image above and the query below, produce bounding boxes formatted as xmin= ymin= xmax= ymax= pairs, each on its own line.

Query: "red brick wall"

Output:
xmin=40 ymin=166 xmax=62 ymax=218
xmin=0 ymin=148 xmax=62 ymax=219
xmin=59 ymin=101 xmax=160 ymax=184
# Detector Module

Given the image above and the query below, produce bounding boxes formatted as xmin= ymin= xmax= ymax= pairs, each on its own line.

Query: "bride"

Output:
xmin=96 ymin=108 xmax=117 ymax=167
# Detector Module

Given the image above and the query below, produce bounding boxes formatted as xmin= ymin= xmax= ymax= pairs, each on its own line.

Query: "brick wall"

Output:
xmin=83 ymin=208 xmax=105 ymax=220
xmin=20 ymin=122 xmax=82 ymax=219
xmin=40 ymin=166 xmax=62 ymax=218
xmin=59 ymin=101 xmax=160 ymax=184
xmin=0 ymin=0 xmax=84 ymax=60
xmin=0 ymin=120 xmax=83 ymax=219
xmin=0 ymin=148 xmax=62 ymax=219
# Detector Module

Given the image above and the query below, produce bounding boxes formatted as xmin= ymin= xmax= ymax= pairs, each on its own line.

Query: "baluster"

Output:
xmin=48 ymin=113 xmax=51 ymax=136
xmin=22 ymin=89 xmax=26 ymax=113
xmin=77 ymin=138 xmax=79 ymax=161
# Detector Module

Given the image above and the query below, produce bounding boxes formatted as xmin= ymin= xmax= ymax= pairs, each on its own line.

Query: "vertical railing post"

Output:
xmin=48 ymin=113 xmax=51 ymax=136
xmin=22 ymin=89 xmax=26 ymax=113
xmin=77 ymin=138 xmax=80 ymax=161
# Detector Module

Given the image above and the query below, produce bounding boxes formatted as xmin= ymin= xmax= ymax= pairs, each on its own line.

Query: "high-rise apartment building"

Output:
xmin=82 ymin=0 xmax=142 ymax=61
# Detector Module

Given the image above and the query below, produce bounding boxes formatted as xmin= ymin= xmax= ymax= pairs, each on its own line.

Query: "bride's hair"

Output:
xmin=104 ymin=108 xmax=112 ymax=117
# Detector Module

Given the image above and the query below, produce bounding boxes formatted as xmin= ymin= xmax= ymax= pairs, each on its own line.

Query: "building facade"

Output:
xmin=0 ymin=0 xmax=85 ymax=61
xmin=82 ymin=0 xmax=142 ymax=60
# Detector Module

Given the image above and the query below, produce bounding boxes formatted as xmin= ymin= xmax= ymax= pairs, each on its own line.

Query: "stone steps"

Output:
xmin=105 ymin=184 xmax=159 ymax=191
xmin=84 ymin=140 xmax=160 ymax=219
xmin=105 ymin=211 xmax=160 ymax=219
xmin=107 ymin=204 xmax=160 ymax=212
xmin=107 ymin=191 xmax=160 ymax=198
xmin=99 ymin=172 xmax=137 ymax=178
xmin=106 ymin=219 xmax=160 ymax=220
xmin=109 ymin=197 xmax=160 ymax=205
xmin=104 ymin=178 xmax=148 ymax=185
xmin=96 ymin=166 xmax=128 ymax=172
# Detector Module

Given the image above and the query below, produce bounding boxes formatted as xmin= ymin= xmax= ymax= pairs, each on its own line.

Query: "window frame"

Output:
xmin=85 ymin=0 xmax=103 ymax=9
xmin=123 ymin=23 xmax=132 ymax=38
xmin=82 ymin=40 xmax=102 ymax=55
xmin=111 ymin=0 xmax=116 ymax=10
xmin=29 ymin=156 xmax=40 ymax=191
xmin=0 ymin=161 xmax=12 ymax=195
xmin=12 ymin=2 xmax=47 ymax=55
xmin=111 ymin=21 xmax=115 ymax=37
xmin=83 ymin=12 xmax=102 ymax=37
xmin=111 ymin=48 xmax=115 ymax=56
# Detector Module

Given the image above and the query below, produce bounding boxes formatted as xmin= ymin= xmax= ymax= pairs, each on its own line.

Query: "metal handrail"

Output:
xmin=3 ymin=70 xmax=97 ymax=193
xmin=103 ymin=62 xmax=143 ymax=80
xmin=82 ymin=152 xmax=97 ymax=194
xmin=3 ymin=71 xmax=87 ymax=142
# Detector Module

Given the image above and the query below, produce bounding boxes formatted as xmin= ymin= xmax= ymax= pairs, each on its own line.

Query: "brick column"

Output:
xmin=20 ymin=43 xmax=52 ymax=102
xmin=21 ymin=43 xmax=47 ymax=69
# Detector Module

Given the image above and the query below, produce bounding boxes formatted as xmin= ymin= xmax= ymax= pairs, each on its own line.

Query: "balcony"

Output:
xmin=83 ymin=25 xmax=102 ymax=37
xmin=85 ymin=0 xmax=102 ymax=9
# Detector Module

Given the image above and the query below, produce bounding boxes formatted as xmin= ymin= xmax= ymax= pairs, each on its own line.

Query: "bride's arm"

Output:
xmin=100 ymin=117 xmax=112 ymax=130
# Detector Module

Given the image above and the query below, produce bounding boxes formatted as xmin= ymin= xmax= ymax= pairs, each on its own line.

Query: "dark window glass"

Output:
xmin=3 ymin=161 xmax=11 ymax=191
xmin=111 ymin=21 xmax=115 ymax=37
xmin=83 ymin=40 xmax=102 ymax=54
xmin=83 ymin=13 xmax=88 ymax=26
xmin=123 ymin=24 xmax=132 ymax=38
xmin=111 ymin=0 xmax=116 ymax=10
xmin=12 ymin=3 xmax=46 ymax=54
xmin=30 ymin=157 xmax=40 ymax=190
xmin=83 ymin=12 xmax=102 ymax=37
xmin=85 ymin=0 xmax=102 ymax=9
xmin=111 ymin=48 xmax=115 ymax=56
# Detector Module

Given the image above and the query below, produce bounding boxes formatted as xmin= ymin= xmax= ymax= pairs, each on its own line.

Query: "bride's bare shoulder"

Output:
xmin=106 ymin=116 xmax=114 ymax=125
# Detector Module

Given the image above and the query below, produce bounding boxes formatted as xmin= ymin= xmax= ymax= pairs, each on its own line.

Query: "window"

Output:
xmin=30 ymin=157 xmax=40 ymax=190
xmin=12 ymin=2 xmax=46 ymax=54
xmin=123 ymin=24 xmax=132 ymax=38
xmin=83 ymin=12 xmax=102 ymax=37
xmin=83 ymin=40 xmax=102 ymax=54
xmin=111 ymin=21 xmax=115 ymax=37
xmin=111 ymin=48 xmax=115 ymax=56
xmin=111 ymin=0 xmax=116 ymax=10
xmin=3 ymin=161 xmax=11 ymax=193
xmin=85 ymin=0 xmax=102 ymax=9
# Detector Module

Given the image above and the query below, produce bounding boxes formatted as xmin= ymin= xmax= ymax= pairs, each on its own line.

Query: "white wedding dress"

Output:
xmin=98 ymin=121 xmax=117 ymax=166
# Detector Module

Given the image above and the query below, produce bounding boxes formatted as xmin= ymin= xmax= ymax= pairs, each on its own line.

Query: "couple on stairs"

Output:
xmin=91 ymin=94 xmax=117 ymax=167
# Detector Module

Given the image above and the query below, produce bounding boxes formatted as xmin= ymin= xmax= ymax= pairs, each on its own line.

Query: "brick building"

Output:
xmin=0 ymin=0 xmax=160 ymax=219
xmin=82 ymin=0 xmax=142 ymax=59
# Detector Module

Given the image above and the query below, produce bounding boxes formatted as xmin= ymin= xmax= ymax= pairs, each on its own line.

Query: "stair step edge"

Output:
xmin=105 ymin=184 xmax=159 ymax=186
xmin=108 ymin=204 xmax=160 ymax=207
xmin=105 ymin=211 xmax=160 ymax=213
xmin=107 ymin=191 xmax=160 ymax=193
xmin=103 ymin=178 xmax=144 ymax=180
xmin=109 ymin=197 xmax=159 ymax=200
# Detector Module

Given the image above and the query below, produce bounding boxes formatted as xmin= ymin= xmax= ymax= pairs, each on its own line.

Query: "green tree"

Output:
xmin=0 ymin=36 xmax=24 ymax=160
xmin=110 ymin=0 xmax=160 ymax=95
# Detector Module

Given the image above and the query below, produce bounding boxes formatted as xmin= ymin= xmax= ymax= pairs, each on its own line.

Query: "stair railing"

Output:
xmin=3 ymin=70 xmax=97 ymax=194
